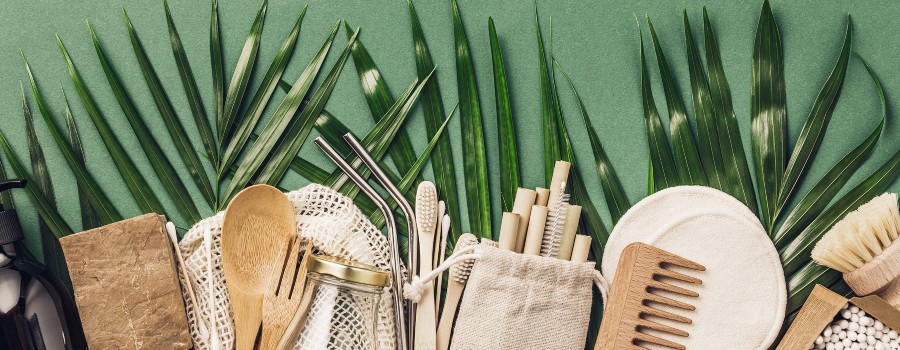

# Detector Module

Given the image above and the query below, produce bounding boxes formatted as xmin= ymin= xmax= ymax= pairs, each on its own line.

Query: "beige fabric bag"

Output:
xmin=449 ymin=244 xmax=600 ymax=350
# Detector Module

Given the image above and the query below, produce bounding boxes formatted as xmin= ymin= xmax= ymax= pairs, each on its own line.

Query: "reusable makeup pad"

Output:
xmin=601 ymin=186 xmax=786 ymax=350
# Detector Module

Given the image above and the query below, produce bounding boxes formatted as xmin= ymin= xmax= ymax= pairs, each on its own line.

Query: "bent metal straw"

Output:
xmin=343 ymin=133 xmax=420 ymax=348
xmin=314 ymin=137 xmax=409 ymax=350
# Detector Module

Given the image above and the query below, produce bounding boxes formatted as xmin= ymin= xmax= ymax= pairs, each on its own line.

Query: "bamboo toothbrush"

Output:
xmin=541 ymin=182 xmax=570 ymax=257
xmin=812 ymin=193 xmax=900 ymax=306
xmin=415 ymin=182 xmax=439 ymax=350
xmin=436 ymin=233 xmax=479 ymax=350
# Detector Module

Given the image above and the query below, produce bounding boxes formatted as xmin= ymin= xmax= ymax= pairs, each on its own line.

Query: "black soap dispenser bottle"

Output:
xmin=0 ymin=179 xmax=87 ymax=350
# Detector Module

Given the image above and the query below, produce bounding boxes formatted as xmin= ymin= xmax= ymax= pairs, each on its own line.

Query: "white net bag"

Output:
xmin=176 ymin=184 xmax=400 ymax=350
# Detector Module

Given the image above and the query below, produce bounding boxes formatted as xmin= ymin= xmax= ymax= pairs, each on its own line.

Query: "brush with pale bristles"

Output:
xmin=414 ymin=182 xmax=439 ymax=350
xmin=436 ymin=233 xmax=478 ymax=350
xmin=541 ymin=181 xmax=570 ymax=257
xmin=812 ymin=193 xmax=900 ymax=306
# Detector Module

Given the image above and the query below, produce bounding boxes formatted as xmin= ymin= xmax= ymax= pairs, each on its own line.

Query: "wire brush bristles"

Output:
xmin=812 ymin=193 xmax=900 ymax=273
xmin=541 ymin=181 xmax=570 ymax=257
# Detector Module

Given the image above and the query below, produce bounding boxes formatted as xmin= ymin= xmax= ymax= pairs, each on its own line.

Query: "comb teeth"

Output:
xmin=451 ymin=233 xmax=479 ymax=284
xmin=595 ymin=243 xmax=705 ymax=350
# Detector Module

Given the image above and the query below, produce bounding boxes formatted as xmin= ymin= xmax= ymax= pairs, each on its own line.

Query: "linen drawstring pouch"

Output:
xmin=406 ymin=243 xmax=605 ymax=350
xmin=601 ymin=185 xmax=786 ymax=350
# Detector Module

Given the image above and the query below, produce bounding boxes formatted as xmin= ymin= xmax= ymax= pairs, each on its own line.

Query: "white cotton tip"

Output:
xmin=166 ymin=222 xmax=179 ymax=244
xmin=451 ymin=233 xmax=479 ymax=284
xmin=812 ymin=193 xmax=900 ymax=273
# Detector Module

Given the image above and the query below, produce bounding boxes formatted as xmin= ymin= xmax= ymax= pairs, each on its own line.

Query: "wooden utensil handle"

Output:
xmin=231 ymin=290 xmax=263 ymax=350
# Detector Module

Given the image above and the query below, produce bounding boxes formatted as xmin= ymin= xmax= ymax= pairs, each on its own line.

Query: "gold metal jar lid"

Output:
xmin=306 ymin=254 xmax=390 ymax=287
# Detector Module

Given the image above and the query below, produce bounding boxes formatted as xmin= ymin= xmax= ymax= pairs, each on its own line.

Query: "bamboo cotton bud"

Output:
xmin=498 ymin=212 xmax=520 ymax=251
xmin=535 ymin=188 xmax=550 ymax=206
xmin=512 ymin=188 xmax=537 ymax=253
xmin=557 ymin=205 xmax=582 ymax=260
xmin=571 ymin=235 xmax=592 ymax=263
xmin=524 ymin=206 xmax=549 ymax=255
xmin=547 ymin=161 xmax=571 ymax=211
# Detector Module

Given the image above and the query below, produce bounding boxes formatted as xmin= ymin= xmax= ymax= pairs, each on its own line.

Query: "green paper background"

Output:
xmin=0 ymin=0 xmax=897 ymax=259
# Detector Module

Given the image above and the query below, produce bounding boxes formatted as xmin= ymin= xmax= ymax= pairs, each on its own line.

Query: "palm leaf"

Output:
xmin=58 ymin=36 xmax=166 ymax=218
xmin=775 ymin=16 xmax=852 ymax=222
xmin=408 ymin=0 xmax=461 ymax=243
xmin=453 ymin=0 xmax=491 ymax=239
xmin=325 ymin=76 xmax=427 ymax=199
xmin=684 ymin=11 xmax=725 ymax=190
xmin=210 ymin=0 xmax=225 ymax=141
xmin=0 ymin=131 xmax=73 ymax=237
xmin=703 ymin=8 xmax=758 ymax=214
xmin=345 ymin=20 xmax=418 ymax=177
xmin=314 ymin=108 xmax=405 ymax=186
xmin=0 ymin=151 xmax=13 ymax=209
xmin=556 ymin=61 xmax=630 ymax=224
xmin=123 ymin=9 xmax=216 ymax=211
xmin=787 ymin=262 xmax=841 ymax=314
xmin=248 ymin=133 xmax=328 ymax=184
xmin=773 ymin=55 xmax=886 ymax=248
xmin=781 ymin=138 xmax=900 ymax=276
xmin=220 ymin=5 xmax=307 ymax=175
xmin=751 ymin=0 xmax=787 ymax=231
xmin=370 ymin=107 xmax=456 ymax=229
xmin=222 ymin=22 xmax=340 ymax=202
xmin=89 ymin=21 xmax=202 ymax=224
xmin=639 ymin=29 xmax=679 ymax=191
xmin=536 ymin=5 xmax=560 ymax=183
xmin=21 ymin=82 xmax=70 ymax=289
xmin=27 ymin=51 xmax=125 ymax=224
xmin=219 ymin=0 xmax=267 ymax=143
xmin=62 ymin=91 xmax=100 ymax=230
xmin=647 ymin=17 xmax=706 ymax=186
xmin=165 ymin=0 xmax=218 ymax=171
xmin=254 ymin=29 xmax=360 ymax=189
xmin=489 ymin=17 xmax=521 ymax=212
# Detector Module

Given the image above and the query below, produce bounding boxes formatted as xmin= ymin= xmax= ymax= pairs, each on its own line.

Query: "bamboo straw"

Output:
xmin=557 ymin=205 xmax=582 ymax=260
xmin=535 ymin=188 xmax=550 ymax=206
xmin=498 ymin=212 xmax=520 ymax=251
xmin=523 ymin=205 xmax=549 ymax=255
xmin=547 ymin=161 xmax=571 ymax=211
xmin=511 ymin=188 xmax=537 ymax=253
xmin=571 ymin=235 xmax=592 ymax=263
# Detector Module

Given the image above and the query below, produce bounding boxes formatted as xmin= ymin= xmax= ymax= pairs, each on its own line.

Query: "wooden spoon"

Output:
xmin=222 ymin=185 xmax=296 ymax=350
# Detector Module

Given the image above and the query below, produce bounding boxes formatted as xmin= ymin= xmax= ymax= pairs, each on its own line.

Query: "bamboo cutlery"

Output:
xmin=222 ymin=185 xmax=314 ymax=350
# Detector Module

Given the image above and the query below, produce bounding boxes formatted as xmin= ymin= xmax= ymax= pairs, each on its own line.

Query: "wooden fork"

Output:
xmin=260 ymin=238 xmax=312 ymax=350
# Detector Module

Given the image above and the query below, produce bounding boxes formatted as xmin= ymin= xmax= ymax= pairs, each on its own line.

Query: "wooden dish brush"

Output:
xmin=595 ymin=242 xmax=705 ymax=350
xmin=812 ymin=193 xmax=900 ymax=307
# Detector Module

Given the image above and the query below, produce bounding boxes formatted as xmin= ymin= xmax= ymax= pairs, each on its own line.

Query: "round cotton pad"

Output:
xmin=601 ymin=186 xmax=785 ymax=350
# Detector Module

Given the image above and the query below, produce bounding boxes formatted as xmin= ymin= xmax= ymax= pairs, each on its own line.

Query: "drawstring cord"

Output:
xmin=403 ymin=244 xmax=482 ymax=302
xmin=592 ymin=270 xmax=610 ymax=310
xmin=403 ymin=244 xmax=612 ymax=310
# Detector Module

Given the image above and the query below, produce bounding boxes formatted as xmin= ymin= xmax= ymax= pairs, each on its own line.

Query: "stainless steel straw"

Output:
xmin=342 ymin=133 xmax=419 ymax=348
xmin=314 ymin=137 xmax=409 ymax=350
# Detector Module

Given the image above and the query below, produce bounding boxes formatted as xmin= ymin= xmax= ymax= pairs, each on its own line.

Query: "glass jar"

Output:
xmin=293 ymin=254 xmax=390 ymax=350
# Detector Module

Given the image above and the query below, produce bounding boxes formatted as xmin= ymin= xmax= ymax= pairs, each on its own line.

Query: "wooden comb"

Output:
xmin=595 ymin=242 xmax=706 ymax=350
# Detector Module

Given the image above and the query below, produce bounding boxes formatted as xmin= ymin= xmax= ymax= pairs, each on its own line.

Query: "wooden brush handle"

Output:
xmin=845 ymin=239 xmax=900 ymax=307
xmin=436 ymin=281 xmax=465 ymax=350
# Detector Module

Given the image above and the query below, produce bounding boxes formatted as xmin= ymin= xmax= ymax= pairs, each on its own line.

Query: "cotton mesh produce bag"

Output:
xmin=175 ymin=184 xmax=401 ymax=350
xmin=449 ymin=244 xmax=600 ymax=350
